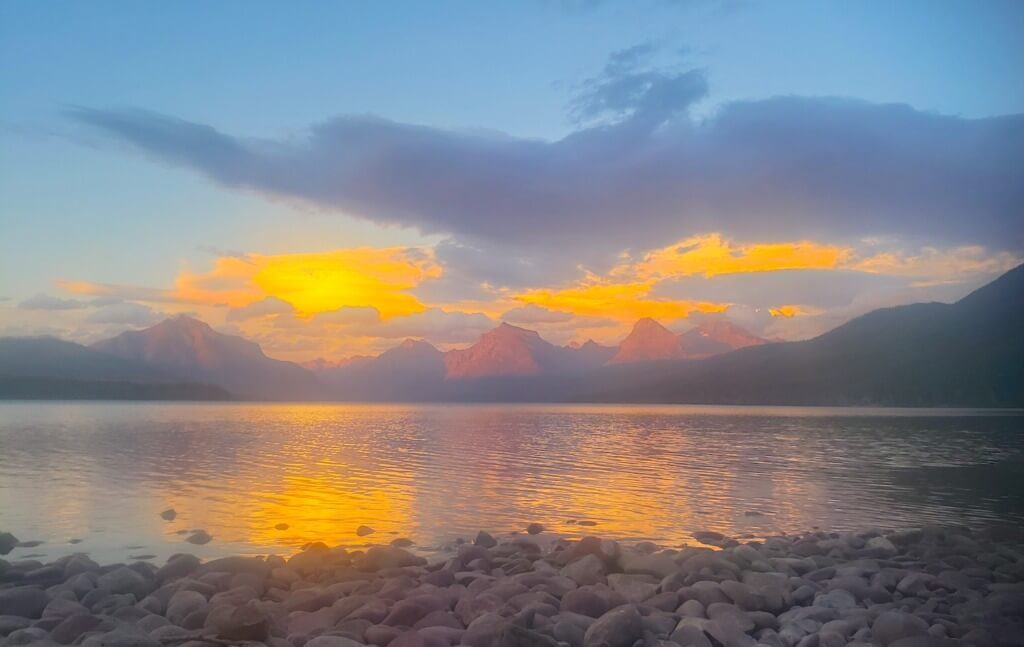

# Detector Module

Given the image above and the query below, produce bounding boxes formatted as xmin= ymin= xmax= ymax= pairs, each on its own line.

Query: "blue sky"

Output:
xmin=1 ymin=1 xmax=1022 ymax=358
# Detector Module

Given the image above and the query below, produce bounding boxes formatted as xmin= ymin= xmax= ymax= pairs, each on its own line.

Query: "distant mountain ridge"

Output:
xmin=91 ymin=315 xmax=321 ymax=400
xmin=2 ymin=264 xmax=1021 ymax=405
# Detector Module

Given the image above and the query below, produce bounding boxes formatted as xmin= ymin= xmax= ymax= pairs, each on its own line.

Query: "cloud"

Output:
xmin=67 ymin=55 xmax=1024 ymax=258
xmin=502 ymin=304 xmax=574 ymax=324
xmin=569 ymin=43 xmax=708 ymax=125
xmin=18 ymin=293 xmax=87 ymax=310
xmin=514 ymin=276 xmax=728 ymax=322
xmin=84 ymin=302 xmax=163 ymax=325
xmin=225 ymin=296 xmax=294 ymax=321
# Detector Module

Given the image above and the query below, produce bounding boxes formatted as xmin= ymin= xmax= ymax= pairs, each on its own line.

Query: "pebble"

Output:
xmin=159 ymin=509 xmax=176 ymax=521
xmin=0 ymin=525 xmax=1017 ymax=647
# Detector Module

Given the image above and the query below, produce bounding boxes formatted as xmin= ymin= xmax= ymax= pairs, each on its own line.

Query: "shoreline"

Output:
xmin=2 ymin=526 xmax=1022 ymax=647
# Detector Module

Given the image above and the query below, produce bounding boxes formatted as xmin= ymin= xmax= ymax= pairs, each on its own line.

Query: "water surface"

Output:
xmin=0 ymin=402 xmax=1021 ymax=563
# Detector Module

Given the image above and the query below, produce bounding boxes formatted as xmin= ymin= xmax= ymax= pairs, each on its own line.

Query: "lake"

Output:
xmin=1 ymin=402 xmax=1022 ymax=563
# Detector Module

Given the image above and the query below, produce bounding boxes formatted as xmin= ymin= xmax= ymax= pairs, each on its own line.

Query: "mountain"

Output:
xmin=0 ymin=337 xmax=229 ymax=400
xmin=92 ymin=315 xmax=321 ymax=400
xmin=320 ymin=339 xmax=447 ymax=401
xmin=608 ymin=318 xmax=686 ymax=364
xmin=444 ymin=322 xmax=574 ymax=378
xmin=578 ymin=265 xmax=1024 ymax=407
xmin=678 ymin=320 xmax=767 ymax=358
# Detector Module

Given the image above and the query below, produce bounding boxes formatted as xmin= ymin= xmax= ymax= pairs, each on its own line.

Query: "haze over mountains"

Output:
xmin=2 ymin=264 xmax=1022 ymax=405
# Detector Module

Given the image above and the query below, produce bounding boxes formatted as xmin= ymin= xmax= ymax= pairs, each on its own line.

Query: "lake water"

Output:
xmin=1 ymin=402 xmax=1022 ymax=564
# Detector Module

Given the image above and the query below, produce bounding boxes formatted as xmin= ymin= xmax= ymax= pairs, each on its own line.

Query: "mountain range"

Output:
xmin=2 ymin=264 xmax=1021 ymax=405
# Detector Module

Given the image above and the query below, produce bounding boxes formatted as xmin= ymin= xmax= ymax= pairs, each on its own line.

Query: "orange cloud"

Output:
xmin=515 ymin=277 xmax=728 ymax=322
xmin=621 ymin=234 xmax=850 ymax=280
xmin=174 ymin=247 xmax=441 ymax=317
xmin=845 ymin=245 xmax=1021 ymax=283
xmin=768 ymin=305 xmax=823 ymax=318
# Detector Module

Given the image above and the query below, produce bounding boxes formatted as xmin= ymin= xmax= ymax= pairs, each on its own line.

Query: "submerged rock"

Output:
xmin=185 ymin=530 xmax=212 ymax=545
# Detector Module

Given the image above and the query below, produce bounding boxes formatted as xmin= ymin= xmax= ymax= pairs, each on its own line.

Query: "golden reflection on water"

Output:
xmin=0 ymin=402 xmax=1020 ymax=562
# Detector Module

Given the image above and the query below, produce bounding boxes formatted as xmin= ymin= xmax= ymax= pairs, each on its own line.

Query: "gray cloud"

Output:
xmin=67 ymin=53 xmax=1024 ymax=262
xmin=18 ymin=294 xmax=87 ymax=310
xmin=502 ymin=304 xmax=574 ymax=324
xmin=84 ymin=302 xmax=163 ymax=325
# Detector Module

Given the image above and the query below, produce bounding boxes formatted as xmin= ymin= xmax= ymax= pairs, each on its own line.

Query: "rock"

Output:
xmin=160 ymin=509 xmax=176 ymax=521
xmin=97 ymin=566 xmax=150 ymax=599
xmin=669 ymin=625 xmax=713 ymax=647
xmin=677 ymin=600 xmax=704 ymax=618
xmin=166 ymin=590 xmax=208 ymax=625
xmin=583 ymin=605 xmax=643 ymax=647
xmin=871 ymin=611 xmax=929 ymax=646
xmin=366 ymin=624 xmax=403 ymax=647
xmin=561 ymin=590 xmax=611 ymax=618
xmin=42 ymin=597 xmax=89 ymax=619
xmin=206 ymin=604 xmax=268 ymax=641
xmin=561 ymin=555 xmax=607 ymax=585
xmin=687 ymin=581 xmax=730 ymax=608
xmin=361 ymin=545 xmax=426 ymax=571
xmin=0 ymin=616 xmax=32 ymax=635
xmin=475 ymin=531 xmax=497 ymax=548
xmin=51 ymin=614 xmax=106 ymax=644
xmin=554 ymin=620 xmax=586 ymax=647
xmin=620 ymin=552 xmax=679 ymax=579
xmin=706 ymin=603 xmax=754 ymax=633
xmin=607 ymin=574 xmax=658 ymax=603
xmin=813 ymin=589 xmax=857 ymax=610
xmin=275 ymin=523 xmax=290 ymax=530
xmin=463 ymin=612 xmax=506 ymax=647
xmin=0 ymin=586 xmax=50 ymax=618
xmin=305 ymin=636 xmax=366 ymax=647
xmin=888 ymin=638 xmax=957 ymax=647
xmin=719 ymin=580 xmax=761 ymax=612
xmin=357 ymin=525 xmax=376 ymax=536
xmin=392 ymin=538 xmax=415 ymax=548
xmin=692 ymin=531 xmax=725 ymax=544
xmin=156 ymin=553 xmax=201 ymax=581
xmin=80 ymin=628 xmax=161 ymax=647
xmin=527 ymin=523 xmax=545 ymax=535
xmin=0 ymin=532 xmax=19 ymax=555
xmin=864 ymin=536 xmax=897 ymax=557
xmin=185 ymin=530 xmax=213 ymax=545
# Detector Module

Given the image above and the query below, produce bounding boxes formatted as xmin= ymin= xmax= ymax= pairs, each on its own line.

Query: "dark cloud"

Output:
xmin=67 ymin=55 xmax=1024 ymax=260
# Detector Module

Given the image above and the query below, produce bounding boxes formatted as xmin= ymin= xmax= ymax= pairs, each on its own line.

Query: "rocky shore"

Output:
xmin=1 ymin=526 xmax=1022 ymax=647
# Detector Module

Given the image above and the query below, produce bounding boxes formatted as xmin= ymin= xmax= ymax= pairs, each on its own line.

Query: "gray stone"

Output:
xmin=361 ymin=546 xmax=426 ymax=571
xmin=871 ymin=611 xmax=929 ymax=646
xmin=305 ymin=636 xmax=366 ymax=647
xmin=97 ymin=567 xmax=150 ymax=599
xmin=474 ymin=532 xmax=498 ymax=548
xmin=706 ymin=603 xmax=754 ymax=633
xmin=669 ymin=625 xmax=712 ymax=647
xmin=205 ymin=604 xmax=269 ymax=641
xmin=583 ymin=605 xmax=643 ymax=647
xmin=561 ymin=555 xmax=607 ymax=586
xmin=166 ymin=590 xmax=207 ymax=626
xmin=49 ymin=614 xmax=106 ymax=644
xmin=0 ymin=616 xmax=32 ymax=635
xmin=607 ymin=574 xmax=658 ymax=603
xmin=0 ymin=587 xmax=50 ymax=618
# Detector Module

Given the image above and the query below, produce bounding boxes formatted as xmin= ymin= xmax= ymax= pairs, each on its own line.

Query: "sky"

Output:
xmin=1 ymin=0 xmax=1023 ymax=361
